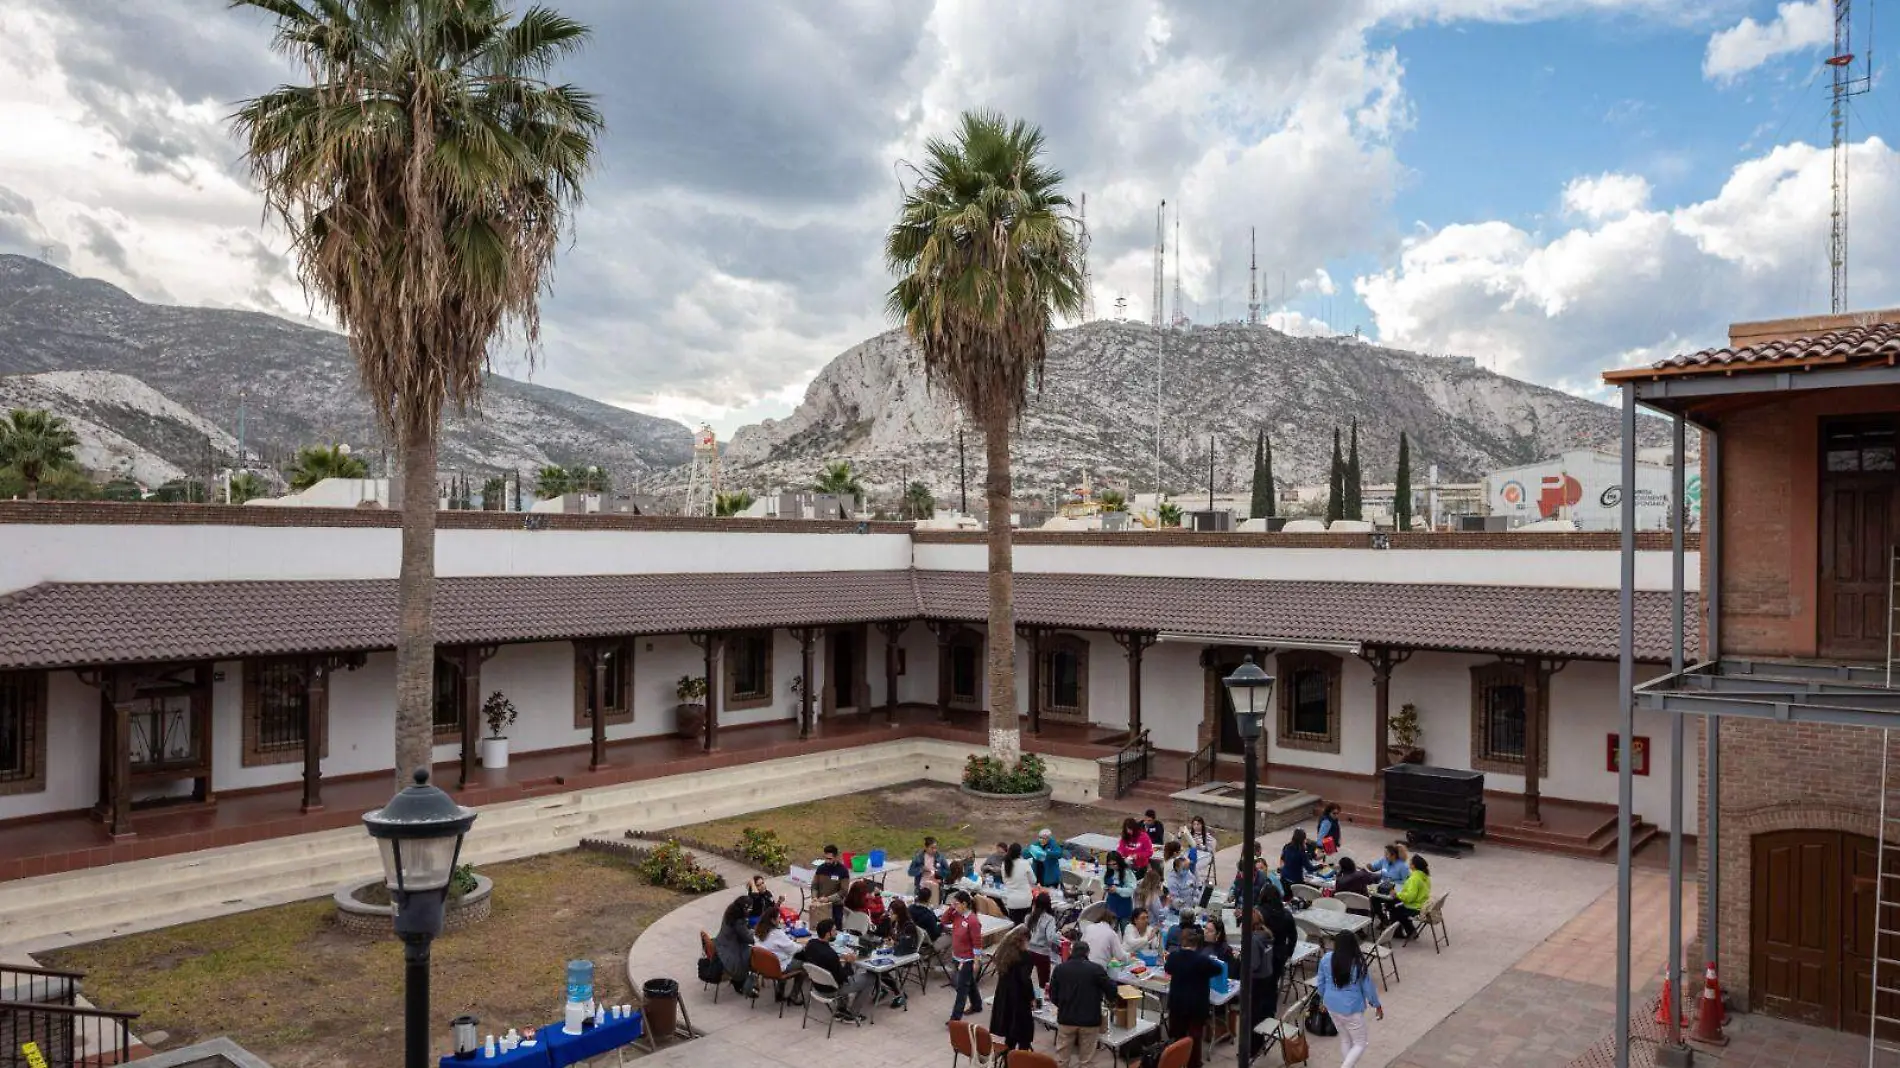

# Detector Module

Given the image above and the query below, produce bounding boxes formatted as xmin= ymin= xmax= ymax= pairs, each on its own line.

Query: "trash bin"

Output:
xmin=642 ymin=978 xmax=679 ymax=1037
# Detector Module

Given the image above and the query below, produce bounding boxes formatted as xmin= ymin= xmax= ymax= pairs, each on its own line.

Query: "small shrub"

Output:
xmin=450 ymin=863 xmax=479 ymax=901
xmin=737 ymin=826 xmax=790 ymax=874
xmin=672 ymin=867 xmax=726 ymax=894
xmin=633 ymin=839 xmax=727 ymax=894
xmin=962 ymin=752 xmax=1049 ymax=795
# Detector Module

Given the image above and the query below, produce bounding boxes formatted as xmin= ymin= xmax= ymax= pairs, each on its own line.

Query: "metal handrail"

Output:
xmin=0 ymin=998 xmax=140 ymax=1068
xmin=1109 ymin=729 xmax=1153 ymax=799
xmin=1185 ymin=739 xmax=1217 ymax=787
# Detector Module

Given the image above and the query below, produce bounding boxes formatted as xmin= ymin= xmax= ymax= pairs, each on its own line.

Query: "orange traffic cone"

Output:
xmin=1655 ymin=965 xmax=1687 ymax=1028
xmin=1701 ymin=962 xmax=1728 ymax=1027
xmin=1690 ymin=961 xmax=1728 ymax=1046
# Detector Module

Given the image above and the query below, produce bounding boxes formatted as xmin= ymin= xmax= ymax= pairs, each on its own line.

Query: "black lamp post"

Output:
xmin=1223 ymin=655 xmax=1274 ymax=1067
xmin=364 ymin=768 xmax=477 ymax=1068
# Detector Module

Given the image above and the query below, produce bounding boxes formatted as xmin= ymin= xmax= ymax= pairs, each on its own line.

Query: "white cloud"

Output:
xmin=1356 ymin=137 xmax=1900 ymax=392
xmin=1703 ymin=0 xmax=1833 ymax=83
xmin=1562 ymin=173 xmax=1653 ymax=221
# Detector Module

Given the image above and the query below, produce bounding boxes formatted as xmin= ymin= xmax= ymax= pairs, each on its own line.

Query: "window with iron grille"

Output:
xmin=1040 ymin=633 xmax=1089 ymax=716
xmin=724 ymin=632 xmax=773 ymax=710
xmin=0 ymin=670 xmax=47 ymax=794
xmin=573 ymin=639 xmax=635 ymax=728
xmin=129 ymin=693 xmax=199 ymax=771
xmin=950 ymin=632 xmax=983 ymax=705
xmin=243 ymin=659 xmax=325 ymax=766
xmin=1274 ymin=650 xmax=1341 ymax=753
xmin=434 ymin=656 xmax=465 ymax=738
xmin=1469 ymin=661 xmax=1548 ymax=774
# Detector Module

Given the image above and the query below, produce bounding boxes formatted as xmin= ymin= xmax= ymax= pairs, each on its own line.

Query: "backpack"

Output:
xmin=696 ymin=956 xmax=723 ymax=984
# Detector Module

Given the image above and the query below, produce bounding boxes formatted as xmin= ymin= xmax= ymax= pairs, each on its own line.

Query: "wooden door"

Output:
xmin=826 ymin=628 xmax=860 ymax=713
xmin=1819 ymin=418 xmax=1899 ymax=659
xmin=1752 ymin=829 xmax=1886 ymax=1033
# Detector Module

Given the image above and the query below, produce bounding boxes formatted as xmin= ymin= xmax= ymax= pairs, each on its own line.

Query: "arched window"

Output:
xmin=1039 ymin=634 xmax=1090 ymax=718
xmin=1275 ymin=650 xmax=1342 ymax=754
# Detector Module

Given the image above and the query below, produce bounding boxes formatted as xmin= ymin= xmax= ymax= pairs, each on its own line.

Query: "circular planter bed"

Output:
xmin=957 ymin=783 xmax=1053 ymax=817
xmin=333 ymin=874 xmax=494 ymax=936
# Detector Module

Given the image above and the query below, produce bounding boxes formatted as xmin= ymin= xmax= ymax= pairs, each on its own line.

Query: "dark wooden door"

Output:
xmin=827 ymin=628 xmax=859 ymax=712
xmin=1211 ymin=659 xmax=1245 ymax=755
xmin=1752 ymin=829 xmax=1886 ymax=1033
xmin=1819 ymin=418 xmax=1899 ymax=659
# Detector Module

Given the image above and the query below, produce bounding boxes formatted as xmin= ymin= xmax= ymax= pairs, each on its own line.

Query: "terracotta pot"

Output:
xmin=1387 ymin=746 xmax=1425 ymax=766
xmin=675 ymin=702 xmax=706 ymax=740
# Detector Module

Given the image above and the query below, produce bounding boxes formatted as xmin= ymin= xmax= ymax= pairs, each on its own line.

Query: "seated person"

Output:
xmin=1119 ymin=907 xmax=1163 ymax=959
xmin=911 ymin=886 xmax=947 ymax=945
xmin=1332 ymin=857 xmax=1378 ymax=901
xmin=843 ymin=878 xmax=892 ymax=938
xmin=1368 ymin=843 xmax=1411 ymax=888
xmin=744 ymin=874 xmax=781 ymax=921
xmin=1165 ymin=855 xmax=1201 ymax=911
xmin=794 ymin=919 xmax=881 ymax=1019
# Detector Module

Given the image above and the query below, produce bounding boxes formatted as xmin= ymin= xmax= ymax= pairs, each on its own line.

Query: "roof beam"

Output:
xmin=1633 ymin=362 xmax=1900 ymax=402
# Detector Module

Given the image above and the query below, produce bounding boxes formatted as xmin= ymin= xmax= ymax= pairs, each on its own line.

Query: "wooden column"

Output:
xmin=301 ymin=657 xmax=326 ymax=813
xmin=457 ymin=646 xmax=488 ymax=790
xmin=876 ymin=621 xmax=907 ymax=727
xmin=1358 ymin=647 xmax=1413 ymax=802
xmin=700 ymin=633 xmax=721 ymax=752
xmin=1020 ymin=626 xmax=1043 ymax=735
xmin=587 ymin=642 xmax=611 ymax=771
xmin=927 ymin=621 xmax=955 ymax=720
xmin=1112 ymin=631 xmax=1157 ymax=741
xmin=793 ymin=628 xmax=817 ymax=739
xmin=101 ymin=669 xmax=136 ymax=838
xmin=854 ymin=626 xmax=872 ymax=720
xmin=1522 ymin=657 xmax=1545 ymax=827
xmin=192 ymin=662 xmax=215 ymax=804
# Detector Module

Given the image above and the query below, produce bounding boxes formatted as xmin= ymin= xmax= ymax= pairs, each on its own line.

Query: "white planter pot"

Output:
xmin=480 ymin=737 xmax=510 ymax=770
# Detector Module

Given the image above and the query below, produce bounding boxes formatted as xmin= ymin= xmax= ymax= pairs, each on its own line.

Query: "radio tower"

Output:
xmin=684 ymin=424 xmax=721 ymax=517
xmin=1079 ymin=193 xmax=1094 ymax=322
xmin=1172 ymin=209 xmax=1185 ymax=327
xmin=1151 ymin=201 xmax=1167 ymax=328
xmin=1828 ymin=0 xmax=1873 ymax=313
xmin=1114 ymin=295 xmax=1128 ymax=320
xmin=1247 ymin=228 xmax=1261 ymax=325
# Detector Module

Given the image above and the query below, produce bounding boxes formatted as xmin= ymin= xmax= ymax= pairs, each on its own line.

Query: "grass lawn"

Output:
xmin=668 ymin=781 xmax=1140 ymax=870
xmin=42 ymin=849 xmax=683 ymax=1068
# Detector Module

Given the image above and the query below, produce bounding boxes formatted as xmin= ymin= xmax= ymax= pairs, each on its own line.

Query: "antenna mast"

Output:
xmin=1828 ymin=0 xmax=1873 ymax=313
xmin=1247 ymin=228 xmax=1261 ymax=325
xmin=1172 ymin=208 xmax=1185 ymax=327
xmin=1079 ymin=193 xmax=1094 ymax=322
xmin=1151 ymin=201 xmax=1167 ymax=329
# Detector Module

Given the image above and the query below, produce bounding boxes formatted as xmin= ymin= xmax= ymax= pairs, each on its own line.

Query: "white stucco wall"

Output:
xmin=0 ymin=671 xmax=99 ymax=822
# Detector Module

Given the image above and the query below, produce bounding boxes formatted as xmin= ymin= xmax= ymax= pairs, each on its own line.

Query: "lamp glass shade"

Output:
xmin=1222 ymin=655 xmax=1276 ymax=741
xmin=363 ymin=768 xmax=476 ymax=893
xmin=379 ymin=835 xmax=462 ymax=893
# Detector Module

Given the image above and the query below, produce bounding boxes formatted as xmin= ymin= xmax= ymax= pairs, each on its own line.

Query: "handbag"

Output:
xmin=1281 ymin=1028 xmax=1310 ymax=1064
xmin=1303 ymin=992 xmax=1337 ymax=1037
xmin=696 ymin=956 xmax=723 ymax=983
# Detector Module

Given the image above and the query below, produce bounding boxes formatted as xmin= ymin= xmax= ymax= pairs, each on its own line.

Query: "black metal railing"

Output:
xmin=1185 ymin=739 xmax=1218 ymax=787
xmin=1 ymin=964 xmax=139 ymax=1068
xmin=1108 ymin=730 xmax=1153 ymax=799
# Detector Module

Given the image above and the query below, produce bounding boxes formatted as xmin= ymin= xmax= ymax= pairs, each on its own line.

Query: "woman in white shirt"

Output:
xmin=1120 ymin=907 xmax=1163 ymax=959
xmin=1001 ymin=843 xmax=1037 ymax=922
xmin=1181 ymin=816 xmax=1218 ymax=888
xmin=754 ymin=910 xmax=800 ymax=969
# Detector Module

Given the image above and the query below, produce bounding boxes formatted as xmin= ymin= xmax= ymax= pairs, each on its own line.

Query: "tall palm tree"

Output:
xmin=233 ymin=0 xmax=602 ymax=786
xmin=885 ymin=110 xmax=1084 ymax=763
xmin=0 ymin=408 xmax=81 ymax=500
xmin=534 ymin=464 xmax=573 ymax=499
xmin=228 ymin=471 xmax=270 ymax=503
xmin=902 ymin=480 xmax=935 ymax=520
xmin=814 ymin=460 xmax=864 ymax=507
xmin=286 ymin=444 xmax=369 ymax=491
xmin=714 ymin=490 xmax=754 ymax=517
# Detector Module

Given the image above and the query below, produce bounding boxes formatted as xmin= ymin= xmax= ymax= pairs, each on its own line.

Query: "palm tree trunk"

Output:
xmin=393 ymin=421 xmax=438 ymax=788
xmin=983 ymin=415 xmax=1020 ymax=764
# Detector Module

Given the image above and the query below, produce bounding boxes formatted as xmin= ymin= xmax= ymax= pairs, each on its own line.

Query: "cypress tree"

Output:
xmin=1263 ymin=433 xmax=1276 ymax=518
xmin=1344 ymin=419 xmax=1363 ymax=521
xmin=1326 ymin=427 xmax=1344 ymax=524
xmin=1249 ymin=429 xmax=1271 ymax=519
xmin=1395 ymin=431 xmax=1413 ymax=532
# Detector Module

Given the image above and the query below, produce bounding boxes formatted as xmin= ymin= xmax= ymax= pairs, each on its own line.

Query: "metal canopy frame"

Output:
xmin=1628 ymin=360 xmax=1900 ymax=413
xmin=1636 ymin=659 xmax=1900 ymax=725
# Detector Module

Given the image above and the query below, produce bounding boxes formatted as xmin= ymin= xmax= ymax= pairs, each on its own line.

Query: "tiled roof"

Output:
xmin=915 ymin=571 xmax=1689 ymax=661
xmin=1605 ymin=320 xmax=1900 ymax=382
xmin=0 ymin=571 xmax=921 ymax=669
xmin=0 ymin=569 xmax=1692 ymax=669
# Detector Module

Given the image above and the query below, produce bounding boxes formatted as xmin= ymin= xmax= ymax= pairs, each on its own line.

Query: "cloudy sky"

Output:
xmin=0 ymin=0 xmax=1895 ymax=435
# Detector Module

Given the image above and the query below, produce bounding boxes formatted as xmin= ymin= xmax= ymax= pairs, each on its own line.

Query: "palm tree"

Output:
xmin=228 ymin=471 xmax=269 ymax=503
xmin=714 ymin=490 xmax=754 ymax=517
xmin=1157 ymin=501 xmax=1183 ymax=527
xmin=0 ymin=408 xmax=81 ymax=500
xmin=814 ymin=460 xmax=865 ymax=508
xmin=573 ymin=465 xmax=610 ymax=493
xmin=286 ymin=445 xmax=368 ymax=491
xmin=1097 ymin=489 xmax=1127 ymax=513
xmin=902 ymin=481 xmax=935 ymax=520
xmin=885 ymin=110 xmax=1084 ymax=763
xmin=534 ymin=465 xmax=573 ymax=499
xmin=233 ymin=0 xmax=600 ymax=785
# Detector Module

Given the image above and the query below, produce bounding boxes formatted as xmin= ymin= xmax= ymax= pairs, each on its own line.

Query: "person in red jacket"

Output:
xmin=947 ymin=890 xmax=987 ymax=1021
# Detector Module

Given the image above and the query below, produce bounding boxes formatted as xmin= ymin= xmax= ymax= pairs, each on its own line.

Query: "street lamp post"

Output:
xmin=364 ymin=769 xmax=477 ymax=1068
xmin=1222 ymin=655 xmax=1275 ymax=1068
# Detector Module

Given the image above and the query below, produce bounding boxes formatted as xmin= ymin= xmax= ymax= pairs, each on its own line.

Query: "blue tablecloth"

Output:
xmin=436 ymin=1012 xmax=641 ymax=1068
xmin=542 ymin=1012 xmax=643 ymax=1068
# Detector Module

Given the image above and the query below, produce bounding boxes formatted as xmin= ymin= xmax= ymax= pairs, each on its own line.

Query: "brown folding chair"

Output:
xmin=699 ymin=930 xmax=723 ymax=1003
xmin=948 ymin=1020 xmax=976 ymax=1067
xmin=1156 ymin=1036 xmax=1195 ymax=1068
xmin=748 ymin=945 xmax=802 ymax=1018
xmin=1007 ymin=1051 xmax=1057 ymax=1068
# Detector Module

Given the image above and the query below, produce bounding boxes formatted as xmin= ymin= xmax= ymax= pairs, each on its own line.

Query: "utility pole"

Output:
xmin=957 ymin=423 xmax=968 ymax=514
xmin=1079 ymin=192 xmax=1094 ymax=322
xmin=1153 ymin=200 xmax=1167 ymax=505
xmin=1248 ymin=228 xmax=1261 ymax=326
xmin=1207 ymin=435 xmax=1215 ymax=514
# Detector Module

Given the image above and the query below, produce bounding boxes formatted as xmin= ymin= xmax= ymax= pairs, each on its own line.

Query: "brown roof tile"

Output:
xmin=0 ymin=569 xmax=1690 ymax=669
xmin=1604 ymin=320 xmax=1900 ymax=382
xmin=914 ymin=571 xmax=1689 ymax=662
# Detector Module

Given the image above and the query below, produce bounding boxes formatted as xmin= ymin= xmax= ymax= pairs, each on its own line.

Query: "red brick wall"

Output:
xmin=914 ymin=529 xmax=1696 ymax=550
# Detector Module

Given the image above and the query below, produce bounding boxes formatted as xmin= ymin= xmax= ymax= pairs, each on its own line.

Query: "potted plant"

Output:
xmin=480 ymin=691 xmax=517 ymax=769
xmin=1389 ymin=702 xmax=1425 ymax=765
xmin=675 ymin=674 xmax=709 ymax=740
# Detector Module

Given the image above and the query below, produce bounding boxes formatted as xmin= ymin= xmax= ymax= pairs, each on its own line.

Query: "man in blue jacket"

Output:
xmin=1026 ymin=828 xmax=1066 ymax=888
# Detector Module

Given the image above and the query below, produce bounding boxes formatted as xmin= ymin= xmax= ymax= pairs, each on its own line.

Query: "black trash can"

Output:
xmin=642 ymin=978 xmax=679 ymax=1037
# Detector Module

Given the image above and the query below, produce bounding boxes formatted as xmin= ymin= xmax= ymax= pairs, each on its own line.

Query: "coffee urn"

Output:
xmin=452 ymin=1015 xmax=480 ymax=1060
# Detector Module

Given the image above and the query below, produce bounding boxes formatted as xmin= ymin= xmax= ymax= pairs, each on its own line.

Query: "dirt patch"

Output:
xmin=42 ymin=850 xmax=685 ymax=1068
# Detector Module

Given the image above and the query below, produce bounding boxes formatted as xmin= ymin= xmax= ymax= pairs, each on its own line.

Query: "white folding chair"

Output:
xmin=1289 ymin=884 xmax=1321 ymax=905
xmin=842 ymin=909 xmax=872 ymax=936
xmin=1310 ymin=897 xmax=1347 ymax=913
xmin=797 ymin=962 xmax=857 ymax=1038
xmin=1422 ymin=892 xmax=1451 ymax=953
xmin=1333 ymin=891 xmax=1371 ymax=915
xmin=1365 ymin=922 xmax=1402 ymax=989
xmin=1255 ymin=1003 xmax=1309 ymax=1064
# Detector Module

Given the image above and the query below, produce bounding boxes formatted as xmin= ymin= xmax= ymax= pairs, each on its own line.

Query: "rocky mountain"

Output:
xmin=0 ymin=370 xmax=237 ymax=487
xmin=724 ymin=320 xmax=1669 ymax=506
xmin=0 ymin=255 xmax=693 ymax=485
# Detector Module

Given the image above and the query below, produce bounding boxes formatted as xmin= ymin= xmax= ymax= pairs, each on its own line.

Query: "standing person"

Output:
xmin=1049 ymin=941 xmax=1119 ymax=1068
xmin=947 ymin=891 xmax=986 ymax=1021
xmin=713 ymin=895 xmax=758 ymax=998
xmin=1027 ymin=828 xmax=1067 ymax=888
xmin=1316 ymin=930 xmax=1383 ymax=1068
xmin=1162 ymin=926 xmax=1222 ymax=1068
xmin=1316 ymin=802 xmax=1344 ymax=854
xmin=1279 ymin=829 xmax=1315 ymax=890
xmin=812 ymin=844 xmax=851 ymax=928
xmin=988 ymin=927 xmax=1038 ymax=1053
xmin=1080 ymin=913 xmax=1121 ymax=966
xmin=1001 ymin=842 xmax=1036 ymax=922
xmin=1136 ymin=862 xmax=1169 ymax=925
xmin=1116 ymin=817 xmax=1154 ymax=871
xmin=1181 ymin=815 xmax=1217 ymax=888
xmin=1247 ymin=886 xmax=1299 ymax=1055
xmin=1141 ymin=808 xmax=1166 ymax=845
xmin=1202 ymin=916 xmax=1235 ymax=974
xmin=982 ymin=841 xmax=1011 ymax=881
xmin=1102 ymin=851 xmax=1136 ymax=928
xmin=909 ymin=835 xmax=948 ymax=896
xmin=794 ymin=919 xmax=878 ymax=1021
xmin=1025 ymin=892 xmax=1061 ymax=990
xmin=1389 ymin=854 xmax=1432 ymax=940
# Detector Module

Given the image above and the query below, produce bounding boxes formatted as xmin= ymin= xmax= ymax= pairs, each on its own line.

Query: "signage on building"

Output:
xmin=1485 ymin=450 xmax=1684 ymax=531
xmin=1606 ymin=733 xmax=1651 ymax=776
